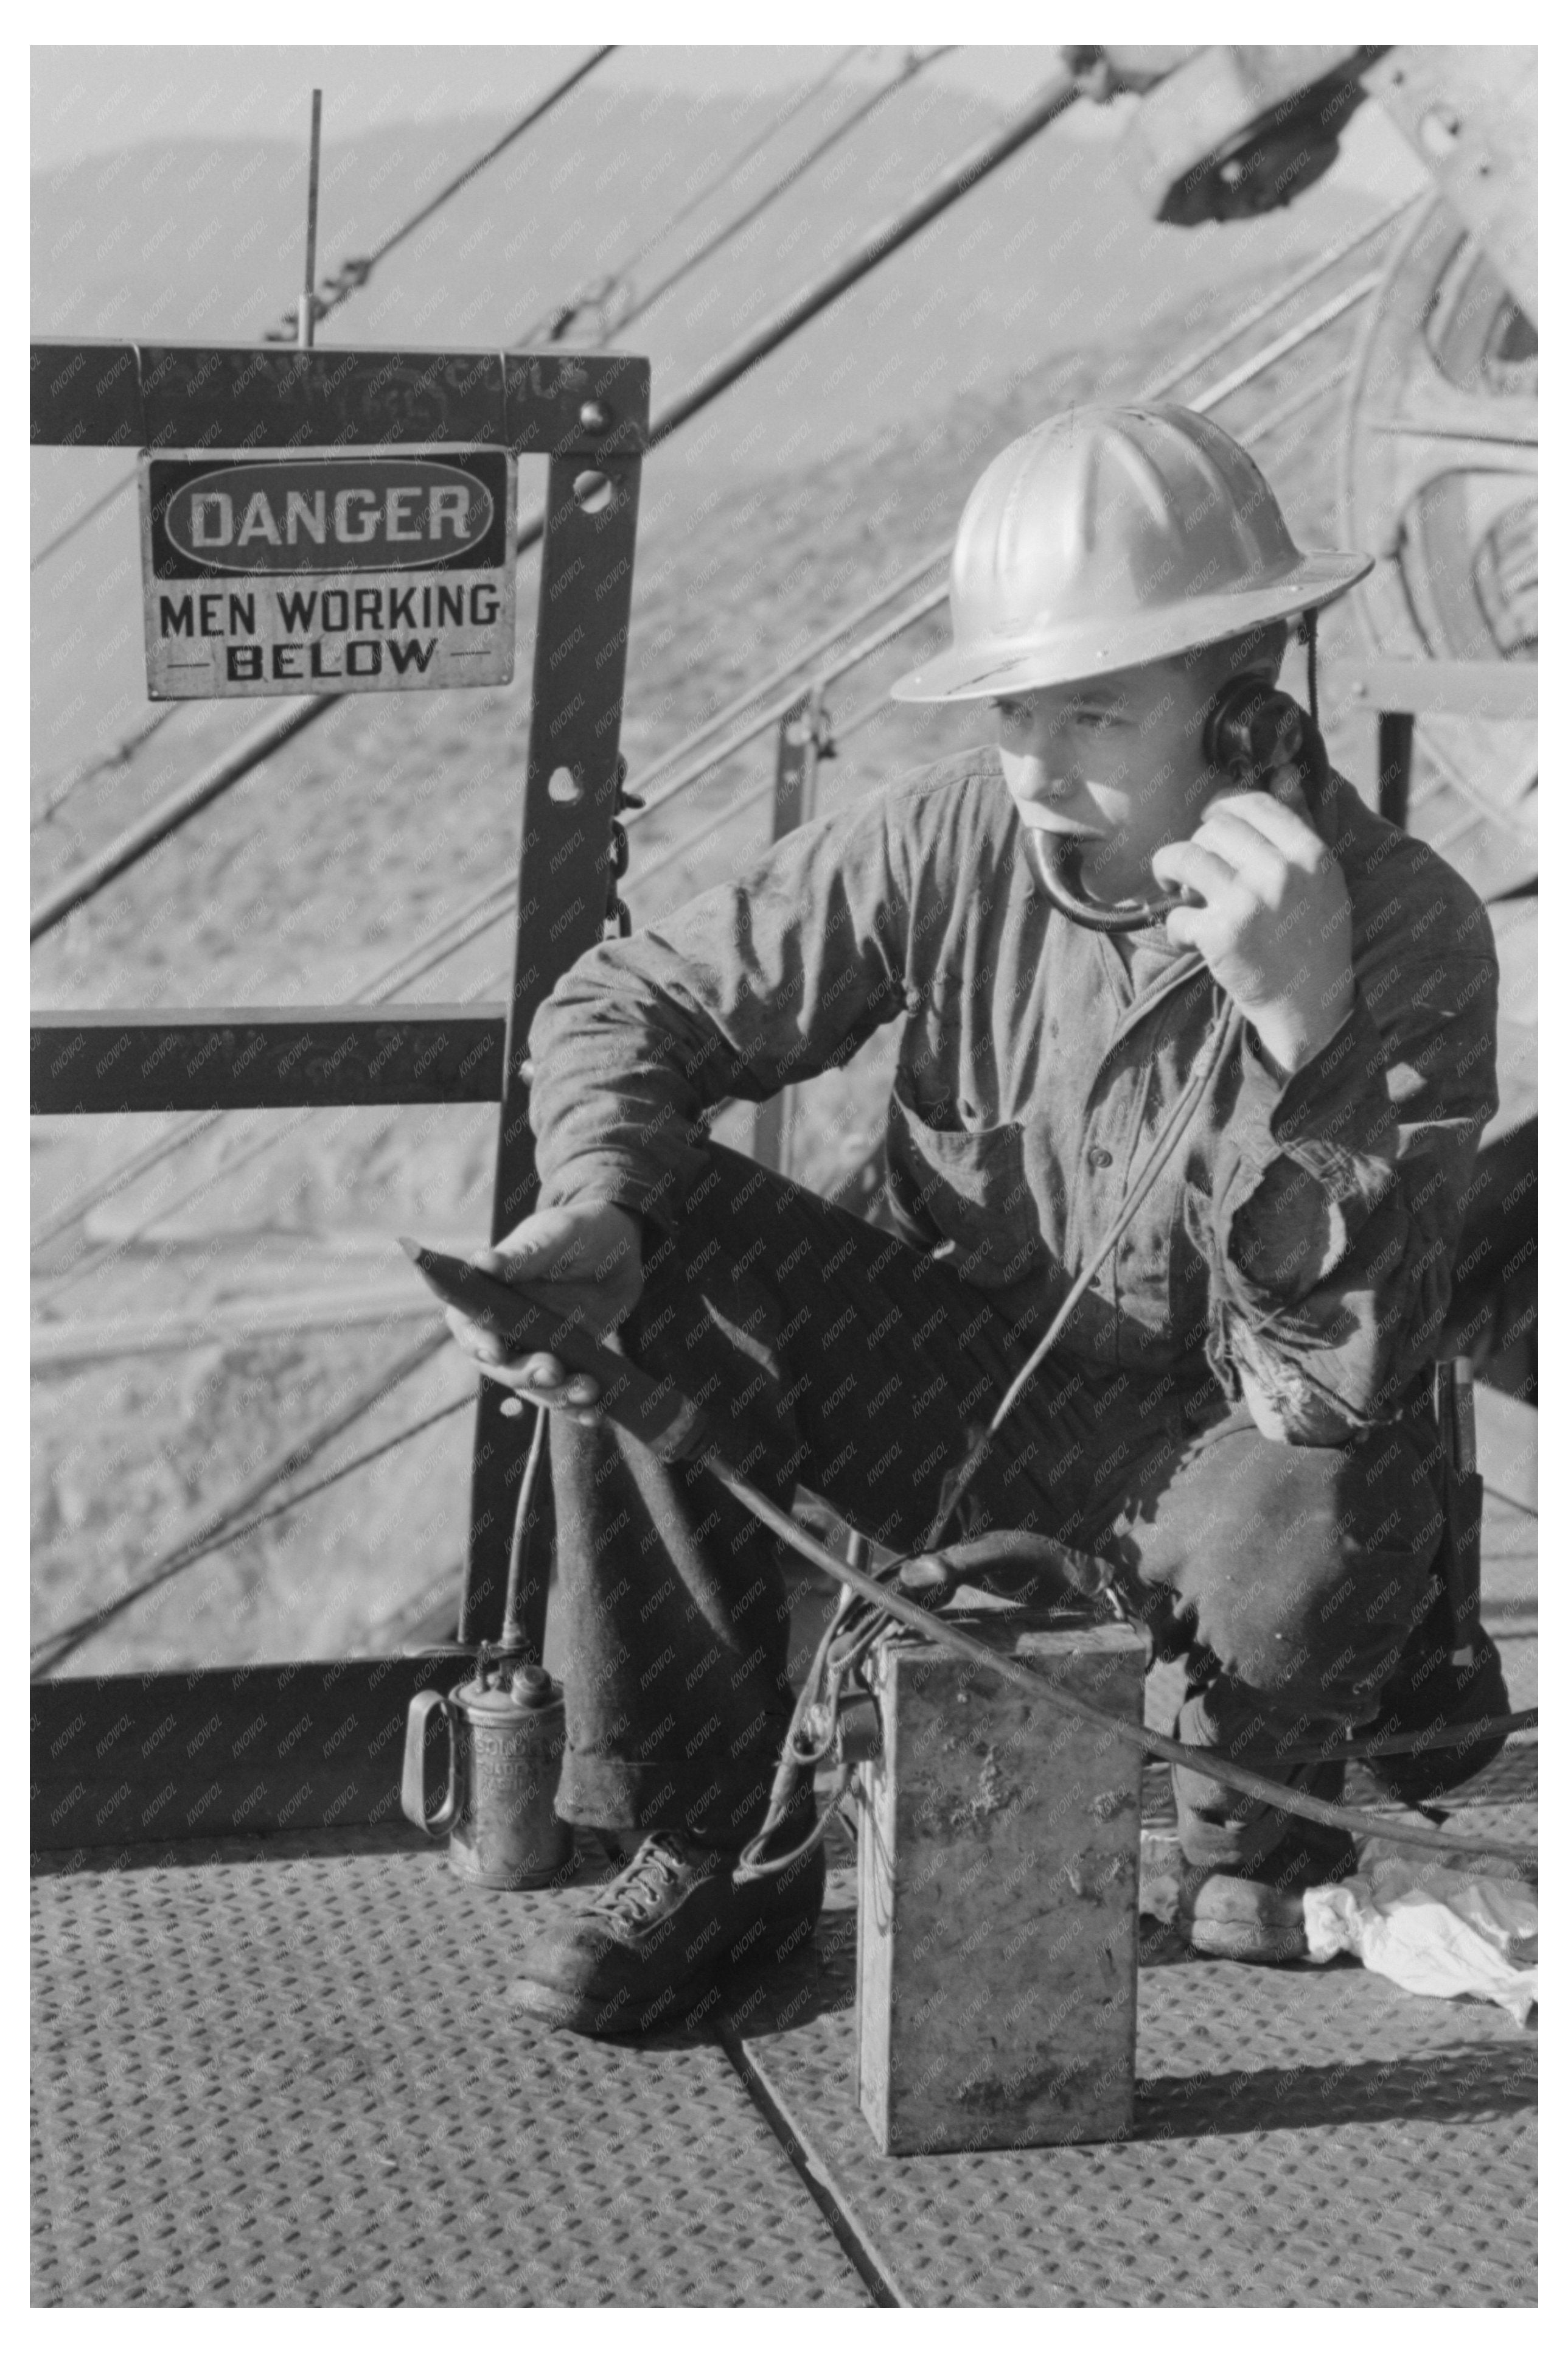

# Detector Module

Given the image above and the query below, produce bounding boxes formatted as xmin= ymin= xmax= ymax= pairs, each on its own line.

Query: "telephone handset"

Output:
xmin=1023 ymin=682 xmax=1321 ymax=935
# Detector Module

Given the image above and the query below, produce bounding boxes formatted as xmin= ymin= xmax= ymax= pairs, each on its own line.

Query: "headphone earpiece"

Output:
xmin=1204 ymin=680 xmax=1307 ymax=777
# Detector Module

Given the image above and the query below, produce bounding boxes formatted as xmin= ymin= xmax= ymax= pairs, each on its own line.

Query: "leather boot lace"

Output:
xmin=591 ymin=1834 xmax=701 ymax=1929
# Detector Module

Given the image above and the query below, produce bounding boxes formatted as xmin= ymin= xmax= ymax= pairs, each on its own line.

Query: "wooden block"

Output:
xmin=855 ymin=1608 xmax=1145 ymax=2156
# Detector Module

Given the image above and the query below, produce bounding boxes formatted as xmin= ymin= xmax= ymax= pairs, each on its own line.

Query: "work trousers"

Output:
xmin=547 ymin=1142 xmax=1443 ymax=1871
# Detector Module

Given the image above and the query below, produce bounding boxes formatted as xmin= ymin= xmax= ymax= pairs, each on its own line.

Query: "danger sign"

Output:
xmin=139 ymin=447 xmax=517 ymax=698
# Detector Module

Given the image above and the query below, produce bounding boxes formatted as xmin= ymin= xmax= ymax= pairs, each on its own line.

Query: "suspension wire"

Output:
xmin=26 ymin=49 xmax=618 ymax=584
xmin=30 ymin=1327 xmax=455 ymax=1679
xmin=596 ymin=49 xmax=955 ymax=344
xmin=31 ymin=1388 xmax=472 ymax=1674
xmin=34 ymin=248 xmax=1390 ymax=1270
xmin=510 ymin=45 xmax=866 ymax=347
xmin=266 ymin=47 xmax=615 ymax=345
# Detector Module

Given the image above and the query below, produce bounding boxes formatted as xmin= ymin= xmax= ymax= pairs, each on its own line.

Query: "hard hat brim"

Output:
xmin=888 ymin=551 xmax=1373 ymax=704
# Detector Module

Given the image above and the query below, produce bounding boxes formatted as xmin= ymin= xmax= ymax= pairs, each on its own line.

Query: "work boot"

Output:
xmin=506 ymin=1825 xmax=825 ymax=2037
xmin=1177 ymin=1816 xmax=1358 ymax=1964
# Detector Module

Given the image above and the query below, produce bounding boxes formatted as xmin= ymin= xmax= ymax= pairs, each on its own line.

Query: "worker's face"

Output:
xmin=991 ymin=659 xmax=1221 ymax=904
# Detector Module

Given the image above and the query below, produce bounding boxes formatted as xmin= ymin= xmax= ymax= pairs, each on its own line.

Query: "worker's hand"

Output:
xmin=443 ymin=1202 xmax=644 ymax=1429
xmin=1151 ymin=788 xmax=1354 ymax=1075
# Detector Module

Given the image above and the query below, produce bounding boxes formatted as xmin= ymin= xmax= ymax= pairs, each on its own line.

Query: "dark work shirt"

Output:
xmin=528 ymin=746 xmax=1499 ymax=1439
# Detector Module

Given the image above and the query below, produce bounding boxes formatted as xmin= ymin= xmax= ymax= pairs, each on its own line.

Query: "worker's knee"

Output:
xmin=1126 ymin=1415 xmax=1443 ymax=1713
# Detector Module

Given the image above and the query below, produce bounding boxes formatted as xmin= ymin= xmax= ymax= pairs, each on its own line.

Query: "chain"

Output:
xmin=602 ymin=755 xmax=644 ymax=939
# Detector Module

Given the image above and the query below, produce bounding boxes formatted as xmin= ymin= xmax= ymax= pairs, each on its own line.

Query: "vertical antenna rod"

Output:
xmin=299 ymin=88 xmax=323 ymax=348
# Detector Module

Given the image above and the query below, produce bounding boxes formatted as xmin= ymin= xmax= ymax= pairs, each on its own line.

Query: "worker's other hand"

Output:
xmin=442 ymin=1201 xmax=643 ymax=1428
xmin=1151 ymin=788 xmax=1354 ymax=1075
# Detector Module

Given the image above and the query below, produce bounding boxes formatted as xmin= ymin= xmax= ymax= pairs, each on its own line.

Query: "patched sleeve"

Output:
xmin=1208 ymin=948 xmax=1499 ymax=1438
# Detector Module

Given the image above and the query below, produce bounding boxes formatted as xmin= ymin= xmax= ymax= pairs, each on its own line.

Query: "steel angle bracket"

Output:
xmin=30 ymin=338 xmax=650 ymax=456
xmin=461 ymin=441 xmax=644 ymax=1646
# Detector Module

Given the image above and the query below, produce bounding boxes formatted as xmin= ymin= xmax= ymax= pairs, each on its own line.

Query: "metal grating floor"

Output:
xmin=725 ymin=1858 xmax=1538 ymax=2308
xmin=33 ymin=1778 xmax=1536 ymax=2308
xmin=30 ymin=1828 xmax=874 ymax=2308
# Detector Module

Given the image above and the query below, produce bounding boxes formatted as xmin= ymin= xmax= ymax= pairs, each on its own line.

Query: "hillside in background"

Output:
xmin=30 ymin=74 xmax=1425 ymax=1671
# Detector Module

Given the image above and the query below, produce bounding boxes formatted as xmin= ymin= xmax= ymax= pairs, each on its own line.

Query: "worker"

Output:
xmin=444 ymin=404 xmax=1504 ymax=2038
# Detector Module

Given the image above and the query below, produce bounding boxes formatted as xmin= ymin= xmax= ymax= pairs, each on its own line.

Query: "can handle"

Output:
xmin=402 ymin=1690 xmax=458 ymax=1836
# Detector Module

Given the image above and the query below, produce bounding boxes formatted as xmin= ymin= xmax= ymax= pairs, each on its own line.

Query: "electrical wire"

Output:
xmin=924 ymin=1005 xmax=1244 ymax=1557
xmin=737 ymin=999 xmax=1244 ymax=1883
xmin=720 ymin=1467 xmax=1538 ymax=1867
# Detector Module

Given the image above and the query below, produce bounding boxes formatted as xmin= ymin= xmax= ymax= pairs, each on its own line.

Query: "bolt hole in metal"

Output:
xmin=573 ymin=469 xmax=615 ymax=516
xmin=1419 ymin=105 xmax=1463 ymax=160
xmin=548 ymin=767 xmax=584 ymax=805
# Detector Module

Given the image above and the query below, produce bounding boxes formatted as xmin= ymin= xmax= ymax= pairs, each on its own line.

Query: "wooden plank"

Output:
xmin=30 ymin=1657 xmax=451 ymax=1852
xmin=1340 ymin=659 xmax=1538 ymax=724
xmin=1474 ymin=1383 xmax=1537 ymax=1516
xmin=30 ymin=1005 xmax=506 ymax=1112
xmin=30 ymin=340 xmax=650 ymax=456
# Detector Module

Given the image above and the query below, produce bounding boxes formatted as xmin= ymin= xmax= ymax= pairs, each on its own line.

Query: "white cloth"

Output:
xmin=1303 ymin=1855 xmax=1538 ymax=2027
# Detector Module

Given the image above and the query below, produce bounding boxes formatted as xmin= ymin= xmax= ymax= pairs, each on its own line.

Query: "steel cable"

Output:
xmin=509 ymin=46 xmax=868 ymax=348
xmin=587 ymin=49 xmax=955 ymax=345
xmin=267 ymin=49 xmax=615 ymax=344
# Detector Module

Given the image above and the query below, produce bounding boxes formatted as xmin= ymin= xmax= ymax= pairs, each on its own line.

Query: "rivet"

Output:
xmin=579 ymin=399 xmax=610 ymax=432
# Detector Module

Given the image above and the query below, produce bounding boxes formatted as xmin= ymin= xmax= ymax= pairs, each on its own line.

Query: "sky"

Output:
xmin=29 ymin=44 xmax=1081 ymax=173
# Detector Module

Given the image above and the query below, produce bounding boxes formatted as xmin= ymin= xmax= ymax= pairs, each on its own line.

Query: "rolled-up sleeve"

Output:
xmin=526 ymin=799 xmax=910 ymax=1234
xmin=1209 ymin=944 xmax=1499 ymax=1438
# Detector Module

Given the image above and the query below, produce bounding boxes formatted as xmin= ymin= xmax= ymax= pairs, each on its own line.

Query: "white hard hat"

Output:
xmin=890 ymin=402 xmax=1372 ymax=703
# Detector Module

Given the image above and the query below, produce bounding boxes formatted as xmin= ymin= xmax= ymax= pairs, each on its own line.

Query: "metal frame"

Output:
xmin=31 ymin=336 xmax=650 ymax=1757
xmin=1351 ymin=657 xmax=1539 ymax=828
